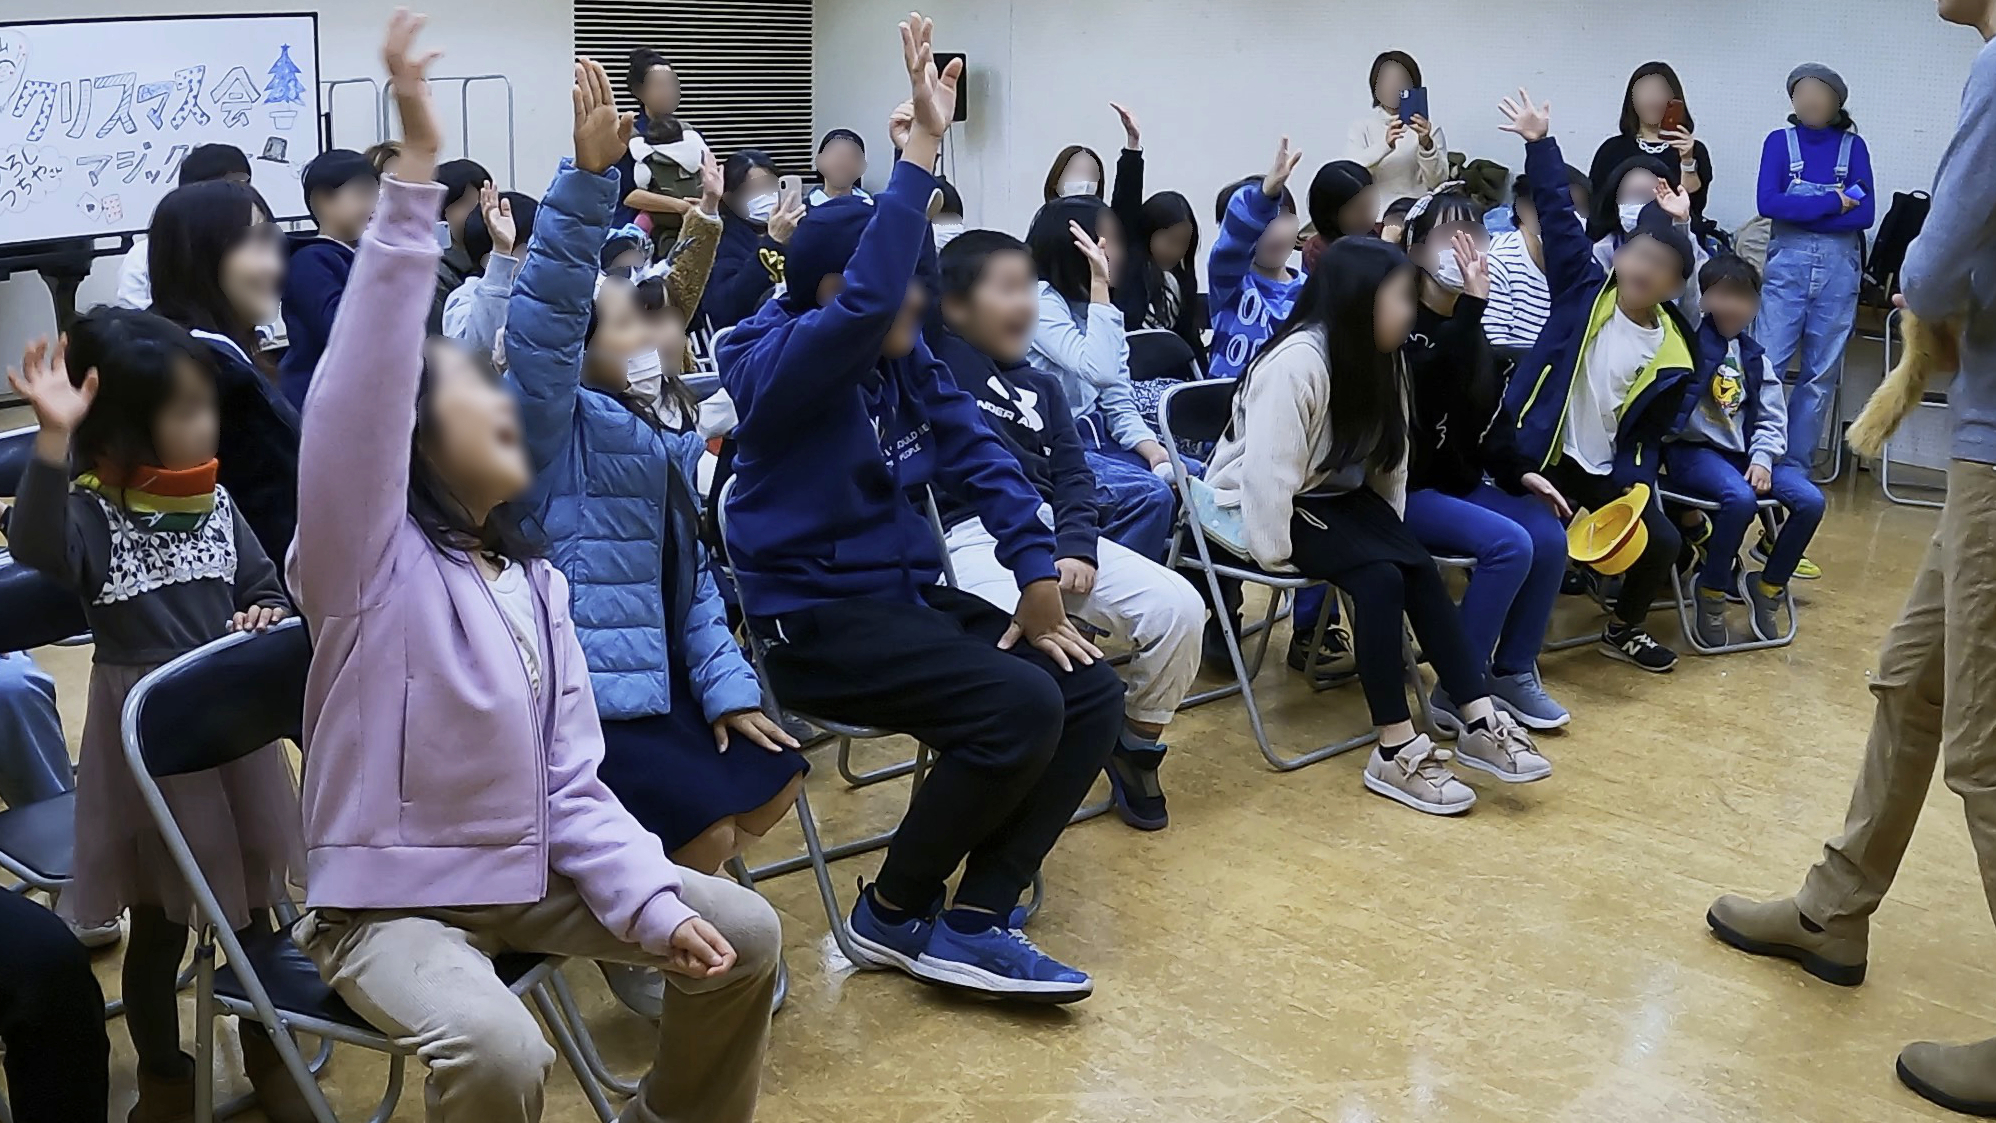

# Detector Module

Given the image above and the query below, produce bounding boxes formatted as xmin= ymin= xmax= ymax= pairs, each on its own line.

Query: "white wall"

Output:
xmin=0 ymin=0 xmax=573 ymax=362
xmin=815 ymin=0 xmax=1983 ymax=243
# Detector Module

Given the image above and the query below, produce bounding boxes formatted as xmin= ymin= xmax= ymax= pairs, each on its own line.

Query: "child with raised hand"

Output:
xmin=278 ymin=148 xmax=380 ymax=408
xmin=1667 ymin=255 xmax=1825 ymax=645
xmin=442 ymin=182 xmax=537 ymax=359
xmin=1208 ymin=137 xmax=1306 ymax=380
xmin=7 ymin=315 xmax=306 ymax=1121
xmin=287 ymin=17 xmax=779 ymax=1120
xmin=1203 ymin=236 xmax=1550 ymax=815
xmin=719 ymin=12 xmax=1123 ymax=1002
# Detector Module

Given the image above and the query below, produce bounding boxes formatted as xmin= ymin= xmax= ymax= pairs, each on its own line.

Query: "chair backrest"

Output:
xmin=121 ymin=618 xmax=309 ymax=779
xmin=0 ymin=425 xmax=36 ymax=498
xmin=1157 ymin=378 xmax=1240 ymax=449
xmin=1127 ymin=328 xmax=1199 ymax=384
xmin=709 ymin=325 xmax=736 ymax=378
xmin=0 ymin=561 xmax=89 ymax=653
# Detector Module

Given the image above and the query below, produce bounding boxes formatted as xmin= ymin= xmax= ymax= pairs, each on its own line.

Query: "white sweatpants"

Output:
xmin=943 ymin=515 xmax=1205 ymax=725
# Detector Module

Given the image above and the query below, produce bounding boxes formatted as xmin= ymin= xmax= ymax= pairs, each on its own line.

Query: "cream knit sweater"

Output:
xmin=1346 ymin=104 xmax=1451 ymax=219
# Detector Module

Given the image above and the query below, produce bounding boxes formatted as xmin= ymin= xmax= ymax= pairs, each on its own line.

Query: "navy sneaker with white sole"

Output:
xmin=915 ymin=922 xmax=1094 ymax=1004
xmin=847 ymin=885 xmax=932 ymax=977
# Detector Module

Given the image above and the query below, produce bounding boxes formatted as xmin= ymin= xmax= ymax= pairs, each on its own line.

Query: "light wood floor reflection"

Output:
xmin=26 ymin=470 xmax=1991 ymax=1122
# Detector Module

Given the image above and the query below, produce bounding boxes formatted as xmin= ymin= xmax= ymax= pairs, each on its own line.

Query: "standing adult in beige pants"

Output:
xmin=1707 ymin=2 xmax=1996 ymax=1116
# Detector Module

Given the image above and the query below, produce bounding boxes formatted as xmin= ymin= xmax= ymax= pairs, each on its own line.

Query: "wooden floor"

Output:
xmin=18 ymin=468 xmax=1993 ymax=1122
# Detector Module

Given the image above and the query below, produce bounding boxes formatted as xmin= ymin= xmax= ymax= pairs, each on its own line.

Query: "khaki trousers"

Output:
xmin=296 ymin=869 xmax=779 ymax=1123
xmin=1798 ymin=460 xmax=1996 ymax=928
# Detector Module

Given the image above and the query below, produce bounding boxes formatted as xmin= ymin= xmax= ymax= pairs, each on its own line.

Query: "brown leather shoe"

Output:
xmin=241 ymin=1025 xmax=324 ymax=1123
xmin=127 ymin=1054 xmax=194 ymax=1123
xmin=1898 ymin=1038 xmax=1996 ymax=1117
xmin=1706 ymin=894 xmax=1867 ymax=986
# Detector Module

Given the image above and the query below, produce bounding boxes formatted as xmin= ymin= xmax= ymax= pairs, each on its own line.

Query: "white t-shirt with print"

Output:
xmin=1561 ymin=307 xmax=1664 ymax=475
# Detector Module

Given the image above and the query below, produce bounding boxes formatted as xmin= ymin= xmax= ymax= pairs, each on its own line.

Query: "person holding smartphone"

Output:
xmin=1346 ymin=50 xmax=1449 ymax=218
xmin=1753 ymin=64 xmax=1875 ymax=520
xmin=1590 ymin=62 xmax=1714 ymax=221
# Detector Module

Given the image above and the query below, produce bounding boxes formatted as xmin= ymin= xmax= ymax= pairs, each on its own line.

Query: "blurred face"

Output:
xmin=817 ymin=138 xmax=865 ymax=192
xmin=1513 ymin=198 xmax=1540 ymax=237
xmin=814 ymin=274 xmax=927 ymax=358
xmin=1056 ymin=151 xmax=1103 ymax=198
xmin=1703 ymin=281 xmax=1761 ymax=340
xmin=1148 ymin=220 xmax=1194 ymax=271
xmin=221 ymin=208 xmax=284 ymax=325
xmin=650 ymin=307 xmax=689 ymax=373
xmin=1256 ymin=213 xmax=1298 ymax=272
xmin=638 ymin=63 xmax=680 ymax=116
xmin=944 ymin=249 xmax=1038 ymax=364
xmin=421 ymin=339 xmax=530 ymax=509
xmin=153 ymin=355 xmax=220 ymax=471
xmin=729 ymin=166 xmax=779 ymax=220
xmin=1612 ymin=236 xmax=1682 ymax=310
xmin=1339 ymin=187 xmax=1380 ymax=236
xmin=1631 ymin=74 xmax=1675 ymax=128
xmin=1416 ymin=220 xmax=1487 ymax=289
xmin=1616 ymin=169 xmax=1661 ymax=207
xmin=313 ymin=178 xmax=378 ymax=241
xmin=1790 ymin=78 xmax=1841 ymax=128
xmin=585 ymin=279 xmax=647 ymax=390
xmin=1375 ymin=268 xmax=1417 ymax=351
xmin=1938 ymin=0 xmax=1994 ymax=25
xmin=1373 ymin=61 xmax=1413 ymax=109
xmin=604 ymin=242 xmax=647 ymax=273
xmin=444 ymin=185 xmax=483 ymax=244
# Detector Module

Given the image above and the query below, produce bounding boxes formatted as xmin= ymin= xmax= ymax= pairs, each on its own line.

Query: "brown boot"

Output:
xmin=1706 ymin=894 xmax=1867 ymax=986
xmin=240 ymin=1024 xmax=323 ymax=1123
xmin=1898 ymin=1038 xmax=1996 ymax=1116
xmin=127 ymin=1054 xmax=194 ymax=1123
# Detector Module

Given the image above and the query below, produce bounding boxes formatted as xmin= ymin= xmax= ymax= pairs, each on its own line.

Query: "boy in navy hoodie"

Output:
xmin=279 ymin=148 xmax=378 ymax=408
xmin=717 ymin=15 xmax=1123 ymax=1003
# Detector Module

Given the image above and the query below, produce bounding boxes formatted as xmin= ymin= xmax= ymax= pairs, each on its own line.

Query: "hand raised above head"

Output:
xmin=898 ymin=12 xmax=962 ymax=141
xmin=572 ymin=56 xmax=636 ymax=175
xmin=1497 ymin=88 xmax=1550 ymax=143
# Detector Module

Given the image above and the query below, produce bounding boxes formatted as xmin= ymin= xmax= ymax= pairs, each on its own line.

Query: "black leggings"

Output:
xmin=1543 ymin=461 xmax=1682 ymax=625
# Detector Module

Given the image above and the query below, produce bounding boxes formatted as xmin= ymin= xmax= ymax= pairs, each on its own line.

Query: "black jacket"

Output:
xmin=1109 ymin=149 xmax=1208 ymax=371
xmin=192 ymin=331 xmax=301 ymax=561
xmin=1406 ymin=295 xmax=1536 ymax=497
xmin=698 ymin=213 xmax=786 ymax=331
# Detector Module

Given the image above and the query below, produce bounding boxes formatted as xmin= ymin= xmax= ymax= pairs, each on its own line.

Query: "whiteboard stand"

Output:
xmin=1878 ymin=309 xmax=1950 ymax=509
xmin=378 ymin=73 xmax=517 ymax=189
xmin=321 ymin=77 xmax=384 ymax=151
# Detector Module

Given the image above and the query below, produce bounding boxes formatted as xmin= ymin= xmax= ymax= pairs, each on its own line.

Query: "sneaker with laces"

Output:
xmin=1489 ymin=667 xmax=1570 ymax=730
xmin=1286 ymin=625 xmax=1354 ymax=686
xmin=1746 ymin=573 xmax=1791 ymax=641
xmin=1362 ymin=735 xmax=1476 ymax=816
xmin=1752 ymin=533 xmax=1821 ymax=580
xmin=916 ymin=921 xmax=1094 ymax=1003
xmin=1601 ymin=622 xmax=1677 ymax=673
xmin=1692 ymin=590 xmax=1731 ymax=649
xmin=1455 ymin=712 xmax=1553 ymax=783
xmin=847 ymin=884 xmax=932 ymax=977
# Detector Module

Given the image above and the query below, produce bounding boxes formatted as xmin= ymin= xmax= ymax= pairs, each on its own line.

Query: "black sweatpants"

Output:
xmin=1543 ymin=461 xmax=1682 ymax=626
xmin=0 ymin=893 xmax=108 ymax=1123
xmin=752 ymin=585 xmax=1126 ymax=914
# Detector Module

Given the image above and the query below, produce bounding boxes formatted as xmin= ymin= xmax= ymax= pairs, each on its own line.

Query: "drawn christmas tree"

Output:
xmin=264 ymin=45 xmax=304 ymax=130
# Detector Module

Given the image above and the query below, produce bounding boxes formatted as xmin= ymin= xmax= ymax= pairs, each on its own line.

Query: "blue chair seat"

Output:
xmin=0 ymin=790 xmax=76 ymax=883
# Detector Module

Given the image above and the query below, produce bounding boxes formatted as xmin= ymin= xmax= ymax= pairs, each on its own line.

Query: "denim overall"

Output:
xmin=1756 ymin=128 xmax=1862 ymax=474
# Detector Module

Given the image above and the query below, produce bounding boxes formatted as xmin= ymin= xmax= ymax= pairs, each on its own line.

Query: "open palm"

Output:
xmin=6 ymin=337 xmax=95 ymax=434
xmin=899 ymin=13 xmax=962 ymax=138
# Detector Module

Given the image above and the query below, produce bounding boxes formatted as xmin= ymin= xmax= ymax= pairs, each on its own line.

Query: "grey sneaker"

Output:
xmin=1747 ymin=572 xmax=1791 ymax=642
xmin=1455 ymin=711 xmax=1553 ymax=783
xmin=1362 ymin=735 xmax=1476 ymax=816
xmin=1490 ymin=666 xmax=1570 ymax=730
xmin=1693 ymin=590 xmax=1731 ymax=649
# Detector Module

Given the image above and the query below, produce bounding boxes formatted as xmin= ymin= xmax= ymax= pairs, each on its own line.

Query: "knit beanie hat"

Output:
xmin=782 ymin=195 xmax=874 ymax=311
xmin=1787 ymin=63 xmax=1848 ymax=106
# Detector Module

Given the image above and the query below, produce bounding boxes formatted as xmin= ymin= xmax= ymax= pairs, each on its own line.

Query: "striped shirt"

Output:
xmin=1484 ymin=230 xmax=1551 ymax=351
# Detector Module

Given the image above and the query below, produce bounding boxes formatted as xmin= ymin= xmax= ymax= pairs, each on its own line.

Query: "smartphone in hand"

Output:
xmin=1398 ymin=87 xmax=1430 ymax=125
xmin=776 ymin=174 xmax=804 ymax=208
xmin=1661 ymin=98 xmax=1687 ymax=134
xmin=1845 ymin=184 xmax=1867 ymax=201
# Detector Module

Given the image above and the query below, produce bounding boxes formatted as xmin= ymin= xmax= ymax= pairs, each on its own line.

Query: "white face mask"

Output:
xmin=745 ymin=191 xmax=779 ymax=223
xmin=1058 ymin=179 xmax=1098 ymax=198
xmin=1428 ymin=247 xmax=1465 ymax=292
xmin=932 ymin=221 xmax=966 ymax=248
xmin=626 ymin=346 xmax=664 ymax=405
xmin=1618 ymin=202 xmax=1646 ymax=234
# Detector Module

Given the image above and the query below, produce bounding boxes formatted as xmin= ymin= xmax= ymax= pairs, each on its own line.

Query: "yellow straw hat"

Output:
xmin=1567 ymin=482 xmax=1651 ymax=575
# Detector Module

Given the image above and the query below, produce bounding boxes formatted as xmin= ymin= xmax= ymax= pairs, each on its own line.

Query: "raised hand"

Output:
xmin=480 ymin=183 xmax=516 ymax=256
xmin=1497 ymin=88 xmax=1550 ymax=143
xmin=1264 ymin=135 xmax=1303 ymax=199
xmin=698 ymin=149 xmax=723 ymax=215
xmin=7 ymin=337 xmax=96 ymax=444
xmin=1111 ymin=101 xmax=1141 ymax=150
xmin=572 ymin=56 xmax=636 ymax=175
xmin=382 ymin=9 xmax=444 ymax=182
xmin=899 ymin=13 xmax=963 ymax=141
xmin=1653 ymin=179 xmax=1692 ymax=223
xmin=887 ymin=99 xmax=916 ymax=152
xmin=1452 ymin=230 xmax=1490 ymax=300
xmin=1069 ymin=219 xmax=1112 ymax=301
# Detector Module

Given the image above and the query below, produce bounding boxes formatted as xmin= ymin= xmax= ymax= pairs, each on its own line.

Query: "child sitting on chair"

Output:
xmin=1666 ymin=254 xmax=1826 ymax=644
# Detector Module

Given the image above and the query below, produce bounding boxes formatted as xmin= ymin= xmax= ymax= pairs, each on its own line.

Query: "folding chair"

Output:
xmin=1126 ymin=327 xmax=1200 ymax=384
xmin=1877 ymin=308 xmax=1950 ymax=509
xmin=118 ymin=620 xmax=624 ymax=1123
xmin=0 ymin=562 xmax=88 ymax=899
xmin=0 ymin=425 xmax=35 ymax=497
xmin=1657 ymin=487 xmax=1797 ymax=654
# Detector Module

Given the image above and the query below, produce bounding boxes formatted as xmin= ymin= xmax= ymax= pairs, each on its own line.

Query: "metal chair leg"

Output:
xmin=194 ymin=941 xmax=217 ymax=1123
xmin=791 ymin=783 xmax=870 ymax=968
xmin=834 ymin=735 xmax=919 ymax=788
xmin=545 ymin=968 xmax=641 ymax=1099
xmin=531 ymin=984 xmax=619 ymax=1123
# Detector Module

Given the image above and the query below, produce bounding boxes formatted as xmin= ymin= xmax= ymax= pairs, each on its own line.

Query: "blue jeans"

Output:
xmin=1666 ymin=443 xmax=1826 ymax=589
xmin=1082 ymin=446 xmax=1176 ymax=563
xmin=1402 ymin=484 xmax=1568 ymax=676
xmin=1755 ymin=226 xmax=1863 ymax=473
xmin=0 ymin=652 xmax=69 ymax=807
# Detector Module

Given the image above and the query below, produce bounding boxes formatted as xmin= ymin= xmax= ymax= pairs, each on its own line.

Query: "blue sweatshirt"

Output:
xmin=277 ymin=236 xmax=356 ymax=409
xmin=1755 ymin=125 xmax=1876 ymax=233
xmin=1207 ymin=184 xmax=1303 ymax=380
xmin=716 ymin=161 xmax=1056 ymax=615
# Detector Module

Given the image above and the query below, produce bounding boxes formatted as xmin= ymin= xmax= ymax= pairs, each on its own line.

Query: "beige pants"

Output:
xmin=295 ymin=869 xmax=780 ymax=1123
xmin=1798 ymin=460 xmax=1996 ymax=928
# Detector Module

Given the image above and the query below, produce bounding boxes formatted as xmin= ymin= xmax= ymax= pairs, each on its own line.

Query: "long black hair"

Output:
xmin=1134 ymin=190 xmax=1198 ymax=324
xmin=409 ymin=341 xmax=541 ymax=563
xmin=63 ymin=307 xmax=215 ymax=477
xmin=1027 ymin=196 xmax=1114 ymax=305
xmin=146 ymin=179 xmax=278 ymax=363
xmin=1245 ymin=237 xmax=1413 ymax=474
xmin=1619 ymin=61 xmax=1694 ymax=136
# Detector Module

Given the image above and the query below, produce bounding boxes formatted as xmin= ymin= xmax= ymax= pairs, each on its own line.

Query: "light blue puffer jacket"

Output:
xmin=507 ymin=161 xmax=762 ymax=723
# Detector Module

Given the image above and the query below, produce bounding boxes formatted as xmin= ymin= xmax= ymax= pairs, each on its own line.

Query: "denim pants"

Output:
xmin=1075 ymin=414 xmax=1178 ymax=563
xmin=1665 ymin=442 xmax=1826 ymax=589
xmin=0 ymin=652 xmax=70 ymax=807
xmin=1402 ymin=484 xmax=1569 ymax=677
xmin=1756 ymin=226 xmax=1863 ymax=473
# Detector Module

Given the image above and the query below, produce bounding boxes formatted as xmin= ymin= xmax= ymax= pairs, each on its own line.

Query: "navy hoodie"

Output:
xmin=277 ymin=235 xmax=356 ymax=409
xmin=698 ymin=212 xmax=786 ymax=331
xmin=189 ymin=330 xmax=302 ymax=561
xmin=717 ymin=161 xmax=1055 ymax=615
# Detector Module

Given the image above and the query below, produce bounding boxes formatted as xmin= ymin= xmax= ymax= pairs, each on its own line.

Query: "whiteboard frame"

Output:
xmin=0 ymin=10 xmax=324 ymax=245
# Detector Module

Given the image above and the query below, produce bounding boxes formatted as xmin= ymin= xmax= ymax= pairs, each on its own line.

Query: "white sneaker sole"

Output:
xmin=69 ymin=920 xmax=123 ymax=950
xmin=1362 ymin=770 xmax=1476 ymax=816
xmin=1453 ymin=751 xmax=1553 ymax=784
xmin=1491 ymin=694 xmax=1572 ymax=731
xmin=911 ymin=952 xmax=1094 ymax=1003
xmin=847 ymin=926 xmax=924 ymax=976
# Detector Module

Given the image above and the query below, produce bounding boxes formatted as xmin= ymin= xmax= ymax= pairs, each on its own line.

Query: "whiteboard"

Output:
xmin=0 ymin=13 xmax=322 ymax=248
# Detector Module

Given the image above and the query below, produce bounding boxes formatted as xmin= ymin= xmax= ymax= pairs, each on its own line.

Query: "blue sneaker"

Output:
xmin=847 ymin=885 xmax=931 ymax=977
xmin=915 ymin=921 xmax=1094 ymax=1003
xmin=1489 ymin=667 xmax=1571 ymax=731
